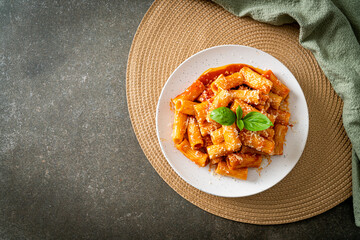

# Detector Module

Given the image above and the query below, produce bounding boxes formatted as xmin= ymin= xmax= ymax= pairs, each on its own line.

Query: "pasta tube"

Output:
xmin=226 ymin=153 xmax=262 ymax=169
xmin=194 ymin=101 xmax=221 ymax=136
xmin=173 ymin=80 xmax=206 ymax=103
xmin=257 ymin=128 xmax=275 ymax=140
xmin=171 ymin=111 xmax=188 ymax=144
xmin=240 ymin=67 xmax=273 ymax=94
xmin=207 ymin=142 xmax=228 ymax=159
xmin=240 ymin=146 xmax=266 ymax=155
xmin=262 ymin=70 xmax=290 ymax=98
xmin=223 ymin=123 xmax=242 ymax=152
xmin=187 ymin=117 xmax=204 ymax=150
xmin=240 ymin=130 xmax=275 ymax=154
xmin=215 ymin=161 xmax=248 ymax=180
xmin=211 ymin=72 xmax=244 ymax=94
xmin=194 ymin=101 xmax=208 ymax=123
xmin=210 ymin=157 xmax=223 ymax=165
xmin=268 ymin=92 xmax=283 ymax=110
xmin=273 ymin=124 xmax=288 ymax=155
xmin=176 ymin=139 xmax=208 ymax=167
xmin=268 ymin=108 xmax=291 ymax=125
xmin=207 ymin=90 xmax=233 ymax=122
xmin=196 ymin=63 xmax=245 ymax=86
xmin=174 ymin=99 xmax=198 ymax=115
xmin=230 ymin=99 xmax=257 ymax=116
xmin=230 ymin=89 xmax=261 ymax=105
xmin=199 ymin=121 xmax=221 ymax=137
xmin=210 ymin=127 xmax=224 ymax=145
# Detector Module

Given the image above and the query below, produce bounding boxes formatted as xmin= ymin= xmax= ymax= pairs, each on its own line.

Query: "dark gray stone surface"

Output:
xmin=1 ymin=0 xmax=360 ymax=239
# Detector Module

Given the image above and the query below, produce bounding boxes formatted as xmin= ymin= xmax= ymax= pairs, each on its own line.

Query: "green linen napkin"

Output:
xmin=212 ymin=0 xmax=360 ymax=226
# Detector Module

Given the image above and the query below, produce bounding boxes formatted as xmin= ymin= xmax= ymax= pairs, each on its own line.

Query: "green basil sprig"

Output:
xmin=241 ymin=110 xmax=273 ymax=131
xmin=209 ymin=107 xmax=236 ymax=126
xmin=209 ymin=106 xmax=273 ymax=131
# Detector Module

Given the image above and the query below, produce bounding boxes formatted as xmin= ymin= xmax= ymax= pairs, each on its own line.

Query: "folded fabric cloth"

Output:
xmin=212 ymin=0 xmax=360 ymax=226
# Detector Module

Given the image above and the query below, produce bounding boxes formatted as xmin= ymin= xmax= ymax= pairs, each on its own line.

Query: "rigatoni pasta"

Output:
xmin=176 ymin=139 xmax=208 ymax=167
xmin=226 ymin=153 xmax=262 ymax=169
xmin=172 ymin=80 xmax=206 ymax=103
xmin=211 ymin=72 xmax=244 ymax=94
xmin=240 ymin=130 xmax=275 ymax=154
xmin=215 ymin=161 xmax=248 ymax=180
xmin=223 ymin=123 xmax=242 ymax=152
xmin=207 ymin=142 xmax=228 ymax=159
xmin=187 ymin=116 xmax=204 ymax=150
xmin=230 ymin=89 xmax=261 ymax=105
xmin=171 ymin=63 xmax=291 ymax=180
xmin=206 ymin=90 xmax=232 ymax=122
xmin=240 ymin=67 xmax=273 ymax=94
xmin=174 ymin=99 xmax=199 ymax=115
xmin=273 ymin=124 xmax=288 ymax=155
xmin=210 ymin=127 xmax=224 ymax=145
xmin=268 ymin=92 xmax=283 ymax=109
xmin=171 ymin=111 xmax=188 ymax=144
xmin=262 ymin=70 xmax=290 ymax=98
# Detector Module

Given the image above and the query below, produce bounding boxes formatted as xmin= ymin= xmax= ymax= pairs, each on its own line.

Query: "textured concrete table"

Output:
xmin=1 ymin=0 xmax=360 ymax=239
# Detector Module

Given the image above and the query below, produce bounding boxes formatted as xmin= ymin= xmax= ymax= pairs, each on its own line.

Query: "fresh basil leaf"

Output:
xmin=243 ymin=121 xmax=272 ymax=131
xmin=236 ymin=106 xmax=243 ymax=120
xmin=210 ymin=107 xmax=236 ymax=126
xmin=237 ymin=119 xmax=244 ymax=131
xmin=243 ymin=111 xmax=273 ymax=131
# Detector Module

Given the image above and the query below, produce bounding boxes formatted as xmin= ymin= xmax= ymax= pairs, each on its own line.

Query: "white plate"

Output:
xmin=156 ymin=45 xmax=308 ymax=197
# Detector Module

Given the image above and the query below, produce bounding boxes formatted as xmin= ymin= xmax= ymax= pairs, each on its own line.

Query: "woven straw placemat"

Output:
xmin=126 ymin=0 xmax=352 ymax=224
